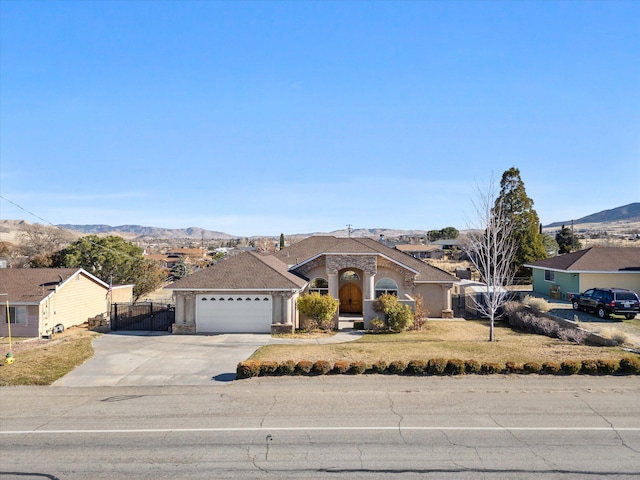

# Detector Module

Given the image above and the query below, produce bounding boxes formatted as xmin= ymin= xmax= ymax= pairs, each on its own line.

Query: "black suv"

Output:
xmin=572 ymin=288 xmax=640 ymax=320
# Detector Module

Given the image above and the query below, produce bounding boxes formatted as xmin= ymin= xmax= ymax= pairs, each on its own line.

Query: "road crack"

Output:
xmin=385 ymin=391 xmax=406 ymax=444
xmin=577 ymin=394 xmax=640 ymax=454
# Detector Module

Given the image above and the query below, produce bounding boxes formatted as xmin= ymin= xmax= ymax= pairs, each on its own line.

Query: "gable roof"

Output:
xmin=167 ymin=251 xmax=307 ymax=291
xmin=525 ymin=247 xmax=640 ymax=272
xmin=0 ymin=268 xmax=108 ymax=304
xmin=275 ymin=236 xmax=456 ymax=282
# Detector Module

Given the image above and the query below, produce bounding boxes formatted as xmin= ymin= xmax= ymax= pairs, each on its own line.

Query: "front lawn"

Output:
xmin=248 ymin=321 xmax=631 ymax=365
xmin=0 ymin=332 xmax=97 ymax=386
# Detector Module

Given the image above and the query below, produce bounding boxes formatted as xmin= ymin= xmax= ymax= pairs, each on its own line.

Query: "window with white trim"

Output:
xmin=340 ymin=270 xmax=360 ymax=282
xmin=544 ymin=270 xmax=555 ymax=282
xmin=375 ymin=278 xmax=398 ymax=298
xmin=309 ymin=277 xmax=329 ymax=295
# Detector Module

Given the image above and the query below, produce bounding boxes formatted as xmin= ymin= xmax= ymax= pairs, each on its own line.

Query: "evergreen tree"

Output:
xmin=279 ymin=233 xmax=285 ymax=249
xmin=556 ymin=225 xmax=582 ymax=254
xmin=494 ymin=167 xmax=547 ymax=278
xmin=52 ymin=235 xmax=164 ymax=300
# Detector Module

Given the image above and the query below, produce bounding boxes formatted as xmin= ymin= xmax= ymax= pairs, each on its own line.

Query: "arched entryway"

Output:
xmin=339 ymin=283 xmax=362 ymax=314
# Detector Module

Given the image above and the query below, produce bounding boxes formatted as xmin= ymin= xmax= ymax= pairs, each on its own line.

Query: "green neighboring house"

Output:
xmin=525 ymin=247 xmax=640 ymax=300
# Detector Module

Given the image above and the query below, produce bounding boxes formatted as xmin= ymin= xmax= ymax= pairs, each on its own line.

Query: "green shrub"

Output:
xmin=295 ymin=360 xmax=313 ymax=375
xmin=427 ymin=357 xmax=447 ymax=375
xmin=259 ymin=361 xmax=278 ymax=376
xmin=445 ymin=358 xmax=465 ymax=375
xmin=276 ymin=360 xmax=295 ymax=376
xmin=373 ymin=294 xmax=414 ymax=332
xmin=369 ymin=359 xmax=388 ymax=373
xmin=312 ymin=360 xmax=332 ymax=375
xmin=406 ymin=360 xmax=427 ymax=375
xmin=619 ymin=357 xmax=640 ymax=374
xmin=504 ymin=361 xmax=523 ymax=374
xmin=297 ymin=293 xmax=339 ymax=331
xmin=465 ymin=359 xmax=481 ymax=374
xmin=541 ymin=362 xmax=560 ymax=375
xmin=332 ymin=361 xmax=350 ymax=375
xmin=480 ymin=362 xmax=502 ymax=375
xmin=370 ymin=318 xmax=386 ymax=332
xmin=597 ymin=359 xmax=618 ymax=375
xmin=387 ymin=360 xmax=407 ymax=375
xmin=236 ymin=361 xmax=261 ymax=379
xmin=581 ymin=359 xmax=599 ymax=375
xmin=349 ymin=361 xmax=367 ymax=375
xmin=560 ymin=360 xmax=581 ymax=375
xmin=523 ymin=362 xmax=541 ymax=374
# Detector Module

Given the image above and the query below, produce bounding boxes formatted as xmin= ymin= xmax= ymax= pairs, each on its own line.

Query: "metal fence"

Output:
xmin=110 ymin=302 xmax=175 ymax=331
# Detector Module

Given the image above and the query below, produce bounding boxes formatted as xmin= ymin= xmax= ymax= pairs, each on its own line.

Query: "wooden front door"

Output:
xmin=339 ymin=283 xmax=363 ymax=314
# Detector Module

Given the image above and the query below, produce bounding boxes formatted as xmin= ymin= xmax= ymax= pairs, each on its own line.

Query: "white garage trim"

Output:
xmin=196 ymin=294 xmax=272 ymax=333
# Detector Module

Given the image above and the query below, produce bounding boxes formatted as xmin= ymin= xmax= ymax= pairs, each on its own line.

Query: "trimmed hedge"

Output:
xmin=312 ymin=360 xmax=332 ymax=375
xmin=236 ymin=356 xmax=640 ymax=379
xmin=427 ymin=357 xmax=447 ymax=375
xmin=406 ymin=360 xmax=427 ymax=375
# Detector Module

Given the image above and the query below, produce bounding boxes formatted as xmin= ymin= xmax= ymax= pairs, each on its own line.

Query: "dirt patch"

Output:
xmin=0 ymin=324 xmax=95 ymax=357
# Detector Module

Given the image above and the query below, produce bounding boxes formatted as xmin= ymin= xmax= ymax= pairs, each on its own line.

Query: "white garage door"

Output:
xmin=196 ymin=294 xmax=272 ymax=333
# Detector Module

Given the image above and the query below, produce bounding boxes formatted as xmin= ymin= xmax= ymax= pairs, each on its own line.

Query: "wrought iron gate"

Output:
xmin=110 ymin=302 xmax=175 ymax=331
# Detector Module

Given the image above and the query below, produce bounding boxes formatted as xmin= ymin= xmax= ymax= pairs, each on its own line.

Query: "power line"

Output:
xmin=0 ymin=194 xmax=143 ymax=263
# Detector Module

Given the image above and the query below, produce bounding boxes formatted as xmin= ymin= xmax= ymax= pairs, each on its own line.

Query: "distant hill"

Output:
xmin=544 ymin=203 xmax=640 ymax=228
xmin=56 ymin=224 xmax=235 ymax=240
xmin=305 ymin=228 xmax=429 ymax=239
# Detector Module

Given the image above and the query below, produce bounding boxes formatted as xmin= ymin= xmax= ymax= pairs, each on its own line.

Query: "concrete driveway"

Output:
xmin=53 ymin=332 xmax=275 ymax=387
xmin=53 ymin=330 xmax=364 ymax=387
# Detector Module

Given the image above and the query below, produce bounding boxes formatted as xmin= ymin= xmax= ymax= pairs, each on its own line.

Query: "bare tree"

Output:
xmin=18 ymin=223 xmax=75 ymax=266
xmin=463 ymin=179 xmax=518 ymax=342
xmin=254 ymin=237 xmax=275 ymax=255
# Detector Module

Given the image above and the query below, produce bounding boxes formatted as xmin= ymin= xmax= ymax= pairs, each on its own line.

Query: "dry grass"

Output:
xmin=249 ymin=321 xmax=629 ymax=365
xmin=0 ymin=331 xmax=98 ymax=386
xmin=273 ymin=330 xmax=336 ymax=339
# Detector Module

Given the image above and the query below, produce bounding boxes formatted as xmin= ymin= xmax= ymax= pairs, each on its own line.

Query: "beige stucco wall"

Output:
xmin=413 ymin=283 xmax=447 ymax=317
xmin=110 ymin=285 xmax=134 ymax=303
xmin=375 ymin=267 xmax=410 ymax=297
xmin=173 ymin=290 xmax=300 ymax=329
xmin=579 ymin=273 xmax=640 ymax=294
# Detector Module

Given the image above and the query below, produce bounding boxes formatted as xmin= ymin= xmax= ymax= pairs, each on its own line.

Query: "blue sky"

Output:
xmin=1 ymin=0 xmax=638 ymax=237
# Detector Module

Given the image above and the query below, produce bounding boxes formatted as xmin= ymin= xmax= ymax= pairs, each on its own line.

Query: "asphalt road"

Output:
xmin=1 ymin=375 xmax=639 ymax=479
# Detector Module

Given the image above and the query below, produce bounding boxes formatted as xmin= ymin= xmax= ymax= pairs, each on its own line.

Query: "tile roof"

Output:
xmin=167 ymin=251 xmax=307 ymax=290
xmin=526 ymin=247 xmax=640 ymax=272
xmin=0 ymin=268 xmax=94 ymax=303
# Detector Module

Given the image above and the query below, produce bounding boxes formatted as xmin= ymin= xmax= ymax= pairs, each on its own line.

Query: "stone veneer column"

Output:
xmin=172 ymin=293 xmax=197 ymax=334
xmin=328 ymin=272 xmax=339 ymax=299
xmin=441 ymin=284 xmax=454 ymax=318
xmin=175 ymin=295 xmax=186 ymax=324
xmin=185 ymin=294 xmax=196 ymax=324
xmin=364 ymin=271 xmax=376 ymax=300
xmin=284 ymin=295 xmax=293 ymax=324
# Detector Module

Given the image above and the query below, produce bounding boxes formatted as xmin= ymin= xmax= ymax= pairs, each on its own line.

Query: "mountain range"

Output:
xmin=543 ymin=203 xmax=640 ymax=228
xmin=1 ymin=203 xmax=638 ymax=243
